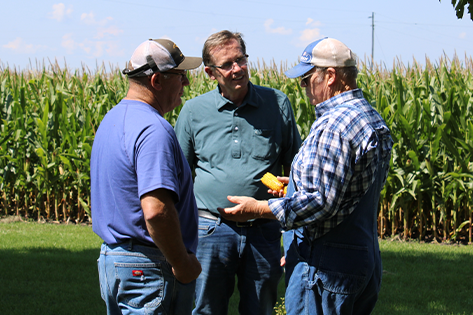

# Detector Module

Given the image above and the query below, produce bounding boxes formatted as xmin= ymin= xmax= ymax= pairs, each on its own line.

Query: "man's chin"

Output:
xmin=232 ymin=79 xmax=249 ymax=89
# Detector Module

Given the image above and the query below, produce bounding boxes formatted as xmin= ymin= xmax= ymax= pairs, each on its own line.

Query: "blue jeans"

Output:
xmin=97 ymin=241 xmax=196 ymax=315
xmin=193 ymin=217 xmax=283 ymax=315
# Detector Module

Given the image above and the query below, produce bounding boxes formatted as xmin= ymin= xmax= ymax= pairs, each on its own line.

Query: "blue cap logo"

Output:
xmin=301 ymin=51 xmax=312 ymax=63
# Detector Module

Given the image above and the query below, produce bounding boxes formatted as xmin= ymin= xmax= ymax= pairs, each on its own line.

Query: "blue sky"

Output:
xmin=1 ymin=0 xmax=472 ymax=72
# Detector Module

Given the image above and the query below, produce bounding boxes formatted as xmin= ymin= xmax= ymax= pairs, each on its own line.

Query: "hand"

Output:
xmin=218 ymin=196 xmax=277 ymax=222
xmin=217 ymin=196 xmax=261 ymax=222
xmin=172 ymin=253 xmax=201 ymax=284
xmin=267 ymin=176 xmax=290 ymax=197
xmin=280 ymin=256 xmax=286 ymax=267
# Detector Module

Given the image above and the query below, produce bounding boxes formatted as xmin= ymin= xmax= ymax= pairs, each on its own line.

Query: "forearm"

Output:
xmin=256 ymin=200 xmax=277 ymax=220
xmin=218 ymin=196 xmax=277 ymax=222
xmin=144 ymin=202 xmax=190 ymax=267
xmin=141 ymin=189 xmax=201 ymax=283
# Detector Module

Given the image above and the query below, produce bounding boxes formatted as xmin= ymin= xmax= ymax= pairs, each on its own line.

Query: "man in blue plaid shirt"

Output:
xmin=218 ymin=37 xmax=393 ymax=315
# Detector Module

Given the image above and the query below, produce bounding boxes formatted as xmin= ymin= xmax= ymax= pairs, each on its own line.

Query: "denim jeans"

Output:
xmin=193 ymin=217 xmax=283 ymax=315
xmin=97 ymin=241 xmax=196 ymax=315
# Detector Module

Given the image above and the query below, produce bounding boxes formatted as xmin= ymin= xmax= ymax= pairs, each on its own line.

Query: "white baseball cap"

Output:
xmin=123 ymin=39 xmax=202 ymax=77
xmin=285 ymin=37 xmax=357 ymax=78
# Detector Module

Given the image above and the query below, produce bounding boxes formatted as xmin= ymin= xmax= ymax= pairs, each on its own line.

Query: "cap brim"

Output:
xmin=284 ymin=62 xmax=314 ymax=79
xmin=175 ymin=56 xmax=202 ymax=70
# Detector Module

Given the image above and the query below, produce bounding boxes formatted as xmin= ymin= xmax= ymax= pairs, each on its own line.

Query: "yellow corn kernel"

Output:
xmin=261 ymin=172 xmax=284 ymax=191
xmin=283 ymin=186 xmax=287 ymax=195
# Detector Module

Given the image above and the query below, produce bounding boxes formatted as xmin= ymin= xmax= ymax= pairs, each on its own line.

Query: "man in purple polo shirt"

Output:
xmin=91 ymin=38 xmax=202 ymax=315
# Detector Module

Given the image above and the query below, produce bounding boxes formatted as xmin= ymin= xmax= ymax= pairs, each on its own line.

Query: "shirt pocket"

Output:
xmin=251 ymin=128 xmax=277 ymax=160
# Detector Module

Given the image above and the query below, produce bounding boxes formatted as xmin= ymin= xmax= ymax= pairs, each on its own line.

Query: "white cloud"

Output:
xmin=80 ymin=40 xmax=124 ymax=58
xmin=459 ymin=32 xmax=467 ymax=39
xmin=80 ymin=12 xmax=122 ymax=39
xmin=300 ymin=29 xmax=321 ymax=42
xmin=81 ymin=12 xmax=113 ymax=26
xmin=3 ymin=37 xmax=46 ymax=54
xmin=96 ymin=26 xmax=124 ymax=39
xmin=61 ymin=34 xmax=124 ymax=58
xmin=80 ymin=12 xmax=95 ymax=25
xmin=61 ymin=33 xmax=76 ymax=53
xmin=104 ymin=42 xmax=124 ymax=57
xmin=82 ymin=40 xmax=104 ymax=57
xmin=305 ymin=18 xmax=321 ymax=27
xmin=49 ymin=3 xmax=73 ymax=22
xmin=296 ymin=18 xmax=322 ymax=47
xmin=264 ymin=19 xmax=292 ymax=35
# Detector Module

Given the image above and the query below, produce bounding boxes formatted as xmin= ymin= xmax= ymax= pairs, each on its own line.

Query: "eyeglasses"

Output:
xmin=300 ymin=72 xmax=314 ymax=86
xmin=163 ymin=70 xmax=188 ymax=81
xmin=210 ymin=54 xmax=249 ymax=72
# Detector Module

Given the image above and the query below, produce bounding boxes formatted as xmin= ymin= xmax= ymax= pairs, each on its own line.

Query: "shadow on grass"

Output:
xmin=374 ymin=248 xmax=473 ymax=315
xmin=1 ymin=242 xmax=472 ymax=315
xmin=0 ymin=247 xmax=104 ymax=315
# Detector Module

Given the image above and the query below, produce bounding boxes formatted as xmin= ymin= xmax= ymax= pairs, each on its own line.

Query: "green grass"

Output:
xmin=0 ymin=219 xmax=103 ymax=315
xmin=374 ymin=240 xmax=473 ymax=315
xmin=1 ymin=220 xmax=472 ymax=315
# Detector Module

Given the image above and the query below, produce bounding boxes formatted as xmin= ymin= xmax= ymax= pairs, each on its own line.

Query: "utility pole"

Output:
xmin=370 ymin=12 xmax=374 ymax=70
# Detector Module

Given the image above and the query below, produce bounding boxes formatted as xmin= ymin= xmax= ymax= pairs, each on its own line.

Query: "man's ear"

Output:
xmin=326 ymin=67 xmax=337 ymax=86
xmin=204 ymin=66 xmax=216 ymax=80
xmin=150 ymin=73 xmax=163 ymax=91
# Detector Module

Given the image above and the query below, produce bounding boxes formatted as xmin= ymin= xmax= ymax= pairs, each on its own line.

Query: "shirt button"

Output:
xmin=234 ymin=127 xmax=239 ymax=131
xmin=235 ymin=113 xmax=239 ymax=116
xmin=234 ymin=140 xmax=238 ymax=143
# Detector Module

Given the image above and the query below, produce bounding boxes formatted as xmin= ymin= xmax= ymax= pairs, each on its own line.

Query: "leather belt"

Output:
xmin=198 ymin=209 xmax=272 ymax=227
xmin=198 ymin=209 xmax=219 ymax=221
xmin=130 ymin=239 xmax=158 ymax=248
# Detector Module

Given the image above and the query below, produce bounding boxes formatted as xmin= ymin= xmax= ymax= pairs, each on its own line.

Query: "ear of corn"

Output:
xmin=261 ymin=172 xmax=284 ymax=191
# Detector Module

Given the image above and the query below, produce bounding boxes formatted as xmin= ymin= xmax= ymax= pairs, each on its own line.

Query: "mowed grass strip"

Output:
xmin=375 ymin=240 xmax=473 ymax=315
xmin=0 ymin=219 xmax=103 ymax=315
xmin=1 ymin=220 xmax=472 ymax=315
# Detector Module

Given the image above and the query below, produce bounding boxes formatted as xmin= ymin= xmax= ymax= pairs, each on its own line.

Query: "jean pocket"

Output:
xmin=197 ymin=221 xmax=217 ymax=238
xmin=115 ymin=262 xmax=164 ymax=311
xmin=317 ymin=242 xmax=370 ymax=295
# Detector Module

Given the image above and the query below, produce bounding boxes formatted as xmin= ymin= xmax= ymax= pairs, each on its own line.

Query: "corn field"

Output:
xmin=1 ymin=56 xmax=472 ymax=243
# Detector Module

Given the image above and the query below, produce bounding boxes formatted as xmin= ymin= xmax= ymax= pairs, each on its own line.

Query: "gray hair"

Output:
xmin=314 ymin=66 xmax=358 ymax=85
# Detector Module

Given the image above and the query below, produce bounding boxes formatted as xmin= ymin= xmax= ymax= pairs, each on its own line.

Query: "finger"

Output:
xmin=226 ymin=195 xmax=242 ymax=204
xmin=280 ymin=256 xmax=286 ymax=267
xmin=217 ymin=206 xmax=238 ymax=217
xmin=277 ymin=176 xmax=290 ymax=184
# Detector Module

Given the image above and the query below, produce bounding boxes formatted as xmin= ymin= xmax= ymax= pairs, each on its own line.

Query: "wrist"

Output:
xmin=256 ymin=200 xmax=272 ymax=219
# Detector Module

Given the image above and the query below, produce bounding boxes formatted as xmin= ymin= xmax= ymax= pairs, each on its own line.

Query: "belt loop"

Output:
xmin=101 ymin=242 xmax=107 ymax=255
xmin=127 ymin=239 xmax=133 ymax=251
xmin=217 ymin=216 xmax=222 ymax=226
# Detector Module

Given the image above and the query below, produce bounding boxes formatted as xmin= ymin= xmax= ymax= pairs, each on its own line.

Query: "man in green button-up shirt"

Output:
xmin=175 ymin=30 xmax=301 ymax=315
